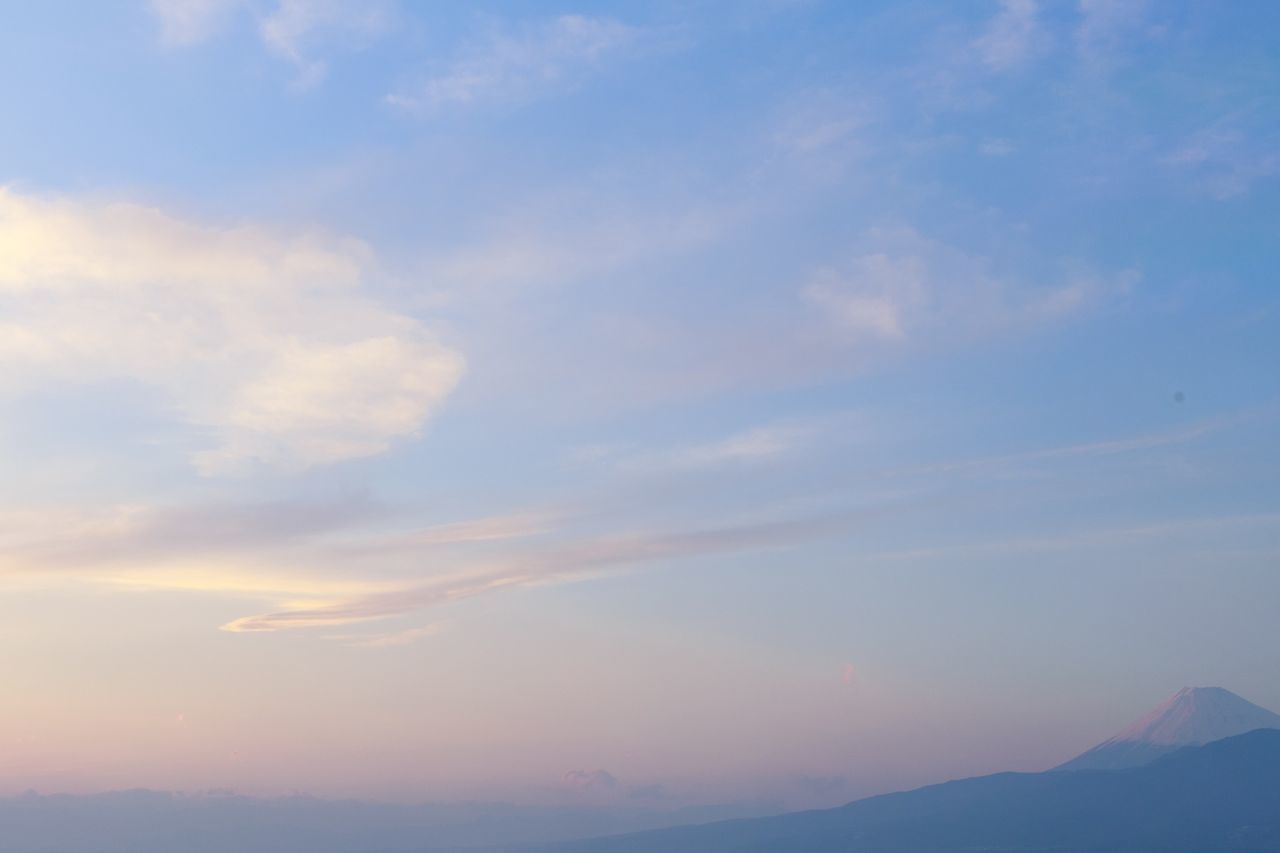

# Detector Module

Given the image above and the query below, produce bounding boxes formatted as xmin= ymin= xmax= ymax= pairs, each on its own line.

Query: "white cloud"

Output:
xmin=329 ymin=624 xmax=443 ymax=648
xmin=677 ymin=425 xmax=810 ymax=466
xmin=1162 ymin=124 xmax=1280 ymax=200
xmin=601 ymin=417 xmax=848 ymax=475
xmin=805 ymin=253 xmax=923 ymax=342
xmin=0 ymin=495 xmax=383 ymax=568
xmin=2 ymin=413 xmax=1246 ymax=637
xmin=423 ymin=200 xmax=733 ymax=297
xmin=777 ymin=116 xmax=861 ymax=154
xmin=258 ymin=0 xmax=392 ymax=87
xmin=337 ymin=511 xmax=558 ymax=554
xmin=1076 ymin=0 xmax=1150 ymax=65
xmin=220 ymin=510 xmax=868 ymax=632
xmin=0 ymin=188 xmax=464 ymax=474
xmin=388 ymin=15 xmax=638 ymax=113
xmin=772 ymin=93 xmax=868 ymax=157
xmin=973 ymin=0 xmax=1045 ymax=72
xmin=876 ymin=511 xmax=1280 ymax=564
xmin=979 ymin=138 xmax=1016 ymax=156
xmin=148 ymin=0 xmax=390 ymax=86
xmin=148 ymin=0 xmax=239 ymax=47
xmin=904 ymin=417 xmax=1229 ymax=479
xmin=804 ymin=227 xmax=1121 ymax=347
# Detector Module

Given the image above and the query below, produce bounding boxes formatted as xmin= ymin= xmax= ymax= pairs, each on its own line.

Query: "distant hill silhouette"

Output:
xmin=510 ymin=729 xmax=1280 ymax=852
xmin=1056 ymin=686 xmax=1280 ymax=771
xmin=0 ymin=791 xmax=775 ymax=853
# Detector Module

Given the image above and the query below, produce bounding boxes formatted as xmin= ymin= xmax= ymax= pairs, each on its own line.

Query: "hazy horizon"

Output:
xmin=1 ymin=0 xmax=1278 ymax=827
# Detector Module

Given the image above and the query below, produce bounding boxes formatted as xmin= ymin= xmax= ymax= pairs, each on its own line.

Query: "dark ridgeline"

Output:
xmin=7 ymin=689 xmax=1280 ymax=852
xmin=503 ymin=729 xmax=1280 ymax=853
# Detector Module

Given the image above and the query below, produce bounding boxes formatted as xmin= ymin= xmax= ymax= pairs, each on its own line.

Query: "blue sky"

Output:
xmin=0 ymin=0 xmax=1277 ymax=809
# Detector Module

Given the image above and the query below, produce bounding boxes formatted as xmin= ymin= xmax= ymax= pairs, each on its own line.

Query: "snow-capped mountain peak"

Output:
xmin=1056 ymin=686 xmax=1280 ymax=771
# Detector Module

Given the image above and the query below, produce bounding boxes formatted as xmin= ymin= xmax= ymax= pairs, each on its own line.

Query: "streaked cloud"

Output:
xmin=104 ymin=566 xmax=406 ymax=601
xmin=220 ymin=509 xmax=880 ymax=632
xmin=772 ymin=93 xmax=868 ymax=157
xmin=148 ymin=0 xmax=239 ymax=47
xmin=973 ymin=0 xmax=1046 ymax=72
xmin=1 ymin=412 xmax=1236 ymax=641
xmin=909 ymin=416 xmax=1240 ymax=478
xmin=804 ymin=227 xmax=1125 ymax=348
xmin=0 ymin=495 xmax=384 ymax=570
xmin=335 ymin=511 xmax=560 ymax=554
xmin=875 ymin=511 xmax=1280 ymax=564
xmin=1075 ymin=0 xmax=1151 ymax=66
xmin=805 ymin=252 xmax=921 ymax=342
xmin=258 ymin=0 xmax=393 ymax=87
xmin=601 ymin=415 xmax=857 ymax=474
xmin=0 ymin=188 xmax=464 ymax=473
xmin=148 ymin=0 xmax=391 ymax=85
xmin=388 ymin=15 xmax=639 ymax=113
xmin=669 ymin=424 xmax=814 ymax=467
xmin=979 ymin=138 xmax=1016 ymax=156
xmin=422 ymin=195 xmax=737 ymax=298
xmin=1162 ymin=122 xmax=1280 ymax=200
xmin=327 ymin=624 xmax=443 ymax=648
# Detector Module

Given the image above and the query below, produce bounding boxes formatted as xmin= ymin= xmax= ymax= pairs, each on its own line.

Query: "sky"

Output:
xmin=0 ymin=0 xmax=1278 ymax=813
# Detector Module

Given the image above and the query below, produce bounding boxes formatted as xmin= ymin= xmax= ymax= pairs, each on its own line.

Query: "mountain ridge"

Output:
xmin=1055 ymin=685 xmax=1280 ymax=771
xmin=497 ymin=729 xmax=1280 ymax=853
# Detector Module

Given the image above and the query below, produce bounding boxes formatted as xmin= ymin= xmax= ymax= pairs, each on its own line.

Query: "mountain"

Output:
xmin=506 ymin=729 xmax=1280 ymax=852
xmin=1055 ymin=686 xmax=1280 ymax=771
xmin=0 ymin=792 xmax=777 ymax=853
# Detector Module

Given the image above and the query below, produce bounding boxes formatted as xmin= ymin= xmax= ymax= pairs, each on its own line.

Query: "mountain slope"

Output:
xmin=1056 ymin=686 xmax=1280 ymax=771
xmin=509 ymin=729 xmax=1280 ymax=853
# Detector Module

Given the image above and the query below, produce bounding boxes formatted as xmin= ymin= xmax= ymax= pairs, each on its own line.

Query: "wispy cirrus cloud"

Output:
xmin=982 ymin=420 xmax=1225 ymax=464
xmin=148 ymin=0 xmax=239 ymax=46
xmin=1162 ymin=120 xmax=1280 ymax=200
xmin=334 ymin=510 xmax=560 ymax=555
xmin=803 ymin=227 xmax=1129 ymax=348
xmin=220 ymin=509 xmax=880 ymax=632
xmin=421 ymin=192 xmax=739 ymax=300
xmin=898 ymin=416 xmax=1238 ymax=481
xmin=771 ymin=92 xmax=869 ymax=157
xmin=0 ymin=500 xmax=562 ymax=612
xmin=0 ymin=495 xmax=383 ymax=570
xmin=662 ymin=424 xmax=814 ymax=468
xmin=1 ymin=411 xmax=1249 ymax=640
xmin=1075 ymin=0 xmax=1151 ymax=67
xmin=594 ymin=414 xmax=862 ymax=475
xmin=148 ymin=0 xmax=392 ymax=86
xmin=875 ymin=511 xmax=1280 ymax=564
xmin=327 ymin=624 xmax=443 ymax=648
xmin=387 ymin=15 xmax=640 ymax=113
xmin=258 ymin=0 xmax=393 ymax=87
xmin=218 ymin=413 xmax=1242 ymax=631
xmin=973 ymin=0 xmax=1046 ymax=72
xmin=0 ymin=187 xmax=463 ymax=474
